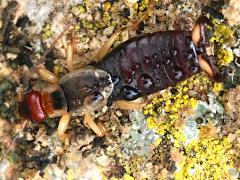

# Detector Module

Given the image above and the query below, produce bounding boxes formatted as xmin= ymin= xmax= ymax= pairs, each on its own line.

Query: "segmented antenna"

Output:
xmin=1 ymin=15 xmax=78 ymax=162
xmin=0 ymin=120 xmax=29 ymax=162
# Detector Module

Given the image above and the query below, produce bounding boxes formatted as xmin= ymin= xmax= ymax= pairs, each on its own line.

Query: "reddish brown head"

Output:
xmin=18 ymin=91 xmax=46 ymax=123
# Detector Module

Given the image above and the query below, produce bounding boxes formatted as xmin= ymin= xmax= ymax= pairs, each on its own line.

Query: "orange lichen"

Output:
xmin=170 ymin=147 xmax=184 ymax=162
xmin=200 ymin=123 xmax=218 ymax=139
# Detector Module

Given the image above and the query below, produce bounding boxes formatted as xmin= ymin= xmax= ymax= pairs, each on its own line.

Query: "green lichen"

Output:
xmin=53 ymin=65 xmax=67 ymax=76
xmin=42 ymin=24 xmax=52 ymax=40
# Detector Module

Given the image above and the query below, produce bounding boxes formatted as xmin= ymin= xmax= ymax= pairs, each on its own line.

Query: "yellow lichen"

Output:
xmin=104 ymin=2 xmax=112 ymax=11
xmin=212 ymin=82 xmax=224 ymax=95
xmin=140 ymin=71 xmax=240 ymax=178
xmin=53 ymin=65 xmax=67 ymax=76
xmin=210 ymin=21 xmax=234 ymax=45
xmin=216 ymin=47 xmax=234 ymax=66
xmin=174 ymin=126 xmax=235 ymax=180
xmin=144 ymin=74 xmax=212 ymax=136
xmin=142 ymin=74 xmax=216 ymax=162
xmin=209 ymin=21 xmax=234 ymax=66
xmin=71 ymin=5 xmax=85 ymax=14
xmin=138 ymin=0 xmax=150 ymax=12
xmin=123 ymin=174 xmax=135 ymax=180
xmin=124 ymin=157 xmax=143 ymax=177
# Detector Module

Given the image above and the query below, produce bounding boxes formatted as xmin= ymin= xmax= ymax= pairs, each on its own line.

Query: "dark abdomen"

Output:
xmin=95 ymin=31 xmax=200 ymax=101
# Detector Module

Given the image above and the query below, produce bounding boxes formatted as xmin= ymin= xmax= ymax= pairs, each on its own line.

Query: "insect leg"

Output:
xmin=37 ymin=65 xmax=59 ymax=84
xmin=96 ymin=121 xmax=108 ymax=136
xmin=97 ymin=30 xmax=123 ymax=60
xmin=18 ymin=64 xmax=58 ymax=101
xmin=57 ymin=112 xmax=71 ymax=138
xmin=66 ymin=44 xmax=74 ymax=72
xmin=66 ymin=30 xmax=78 ymax=72
xmin=84 ymin=112 xmax=104 ymax=137
xmin=114 ymin=100 xmax=146 ymax=110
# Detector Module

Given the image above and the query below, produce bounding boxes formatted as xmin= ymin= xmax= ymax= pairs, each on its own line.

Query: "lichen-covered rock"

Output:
xmin=223 ymin=86 xmax=240 ymax=125
xmin=222 ymin=0 xmax=240 ymax=26
xmin=122 ymin=111 xmax=159 ymax=157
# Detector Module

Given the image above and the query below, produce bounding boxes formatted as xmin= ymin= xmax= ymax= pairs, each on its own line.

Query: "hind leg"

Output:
xmin=84 ymin=113 xmax=105 ymax=137
xmin=114 ymin=100 xmax=146 ymax=110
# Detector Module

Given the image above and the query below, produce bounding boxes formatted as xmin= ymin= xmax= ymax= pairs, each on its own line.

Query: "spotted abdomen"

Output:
xmin=95 ymin=31 xmax=200 ymax=101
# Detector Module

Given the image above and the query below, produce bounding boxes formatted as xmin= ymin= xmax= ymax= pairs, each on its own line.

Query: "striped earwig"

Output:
xmin=1 ymin=15 xmax=222 ymax=160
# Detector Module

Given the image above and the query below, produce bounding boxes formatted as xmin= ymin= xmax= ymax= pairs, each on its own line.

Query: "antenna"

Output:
xmin=0 ymin=120 xmax=29 ymax=162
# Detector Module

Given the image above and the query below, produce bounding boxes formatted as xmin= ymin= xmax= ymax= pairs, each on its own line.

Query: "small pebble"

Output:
xmin=103 ymin=26 xmax=114 ymax=36
xmin=26 ymin=133 xmax=34 ymax=141
xmin=116 ymin=110 xmax=123 ymax=117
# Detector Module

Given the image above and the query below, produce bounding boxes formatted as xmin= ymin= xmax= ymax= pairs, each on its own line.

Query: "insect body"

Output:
xmin=96 ymin=31 xmax=203 ymax=102
xmin=19 ymin=17 xmax=221 ymax=135
xmin=1 ymin=16 xmax=222 ymax=161
xmin=1 ymin=17 xmax=219 ymax=162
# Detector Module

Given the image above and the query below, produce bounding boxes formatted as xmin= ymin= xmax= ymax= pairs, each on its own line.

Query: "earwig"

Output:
xmin=1 ymin=7 xmax=223 ymax=161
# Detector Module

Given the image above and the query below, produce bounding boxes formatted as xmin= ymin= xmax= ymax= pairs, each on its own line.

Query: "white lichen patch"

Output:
xmin=184 ymin=93 xmax=225 ymax=144
xmin=122 ymin=111 xmax=159 ymax=157
xmin=16 ymin=0 xmax=54 ymax=33
xmin=0 ymin=159 xmax=11 ymax=180
xmin=194 ymin=93 xmax=225 ymax=125
xmin=66 ymin=158 xmax=103 ymax=180
xmin=184 ymin=118 xmax=199 ymax=145
xmin=16 ymin=0 xmax=82 ymax=34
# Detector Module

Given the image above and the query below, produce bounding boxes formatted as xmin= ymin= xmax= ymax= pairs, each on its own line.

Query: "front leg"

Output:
xmin=37 ymin=64 xmax=59 ymax=84
xmin=35 ymin=66 xmax=73 ymax=139
xmin=84 ymin=112 xmax=105 ymax=137
xmin=57 ymin=112 xmax=71 ymax=138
